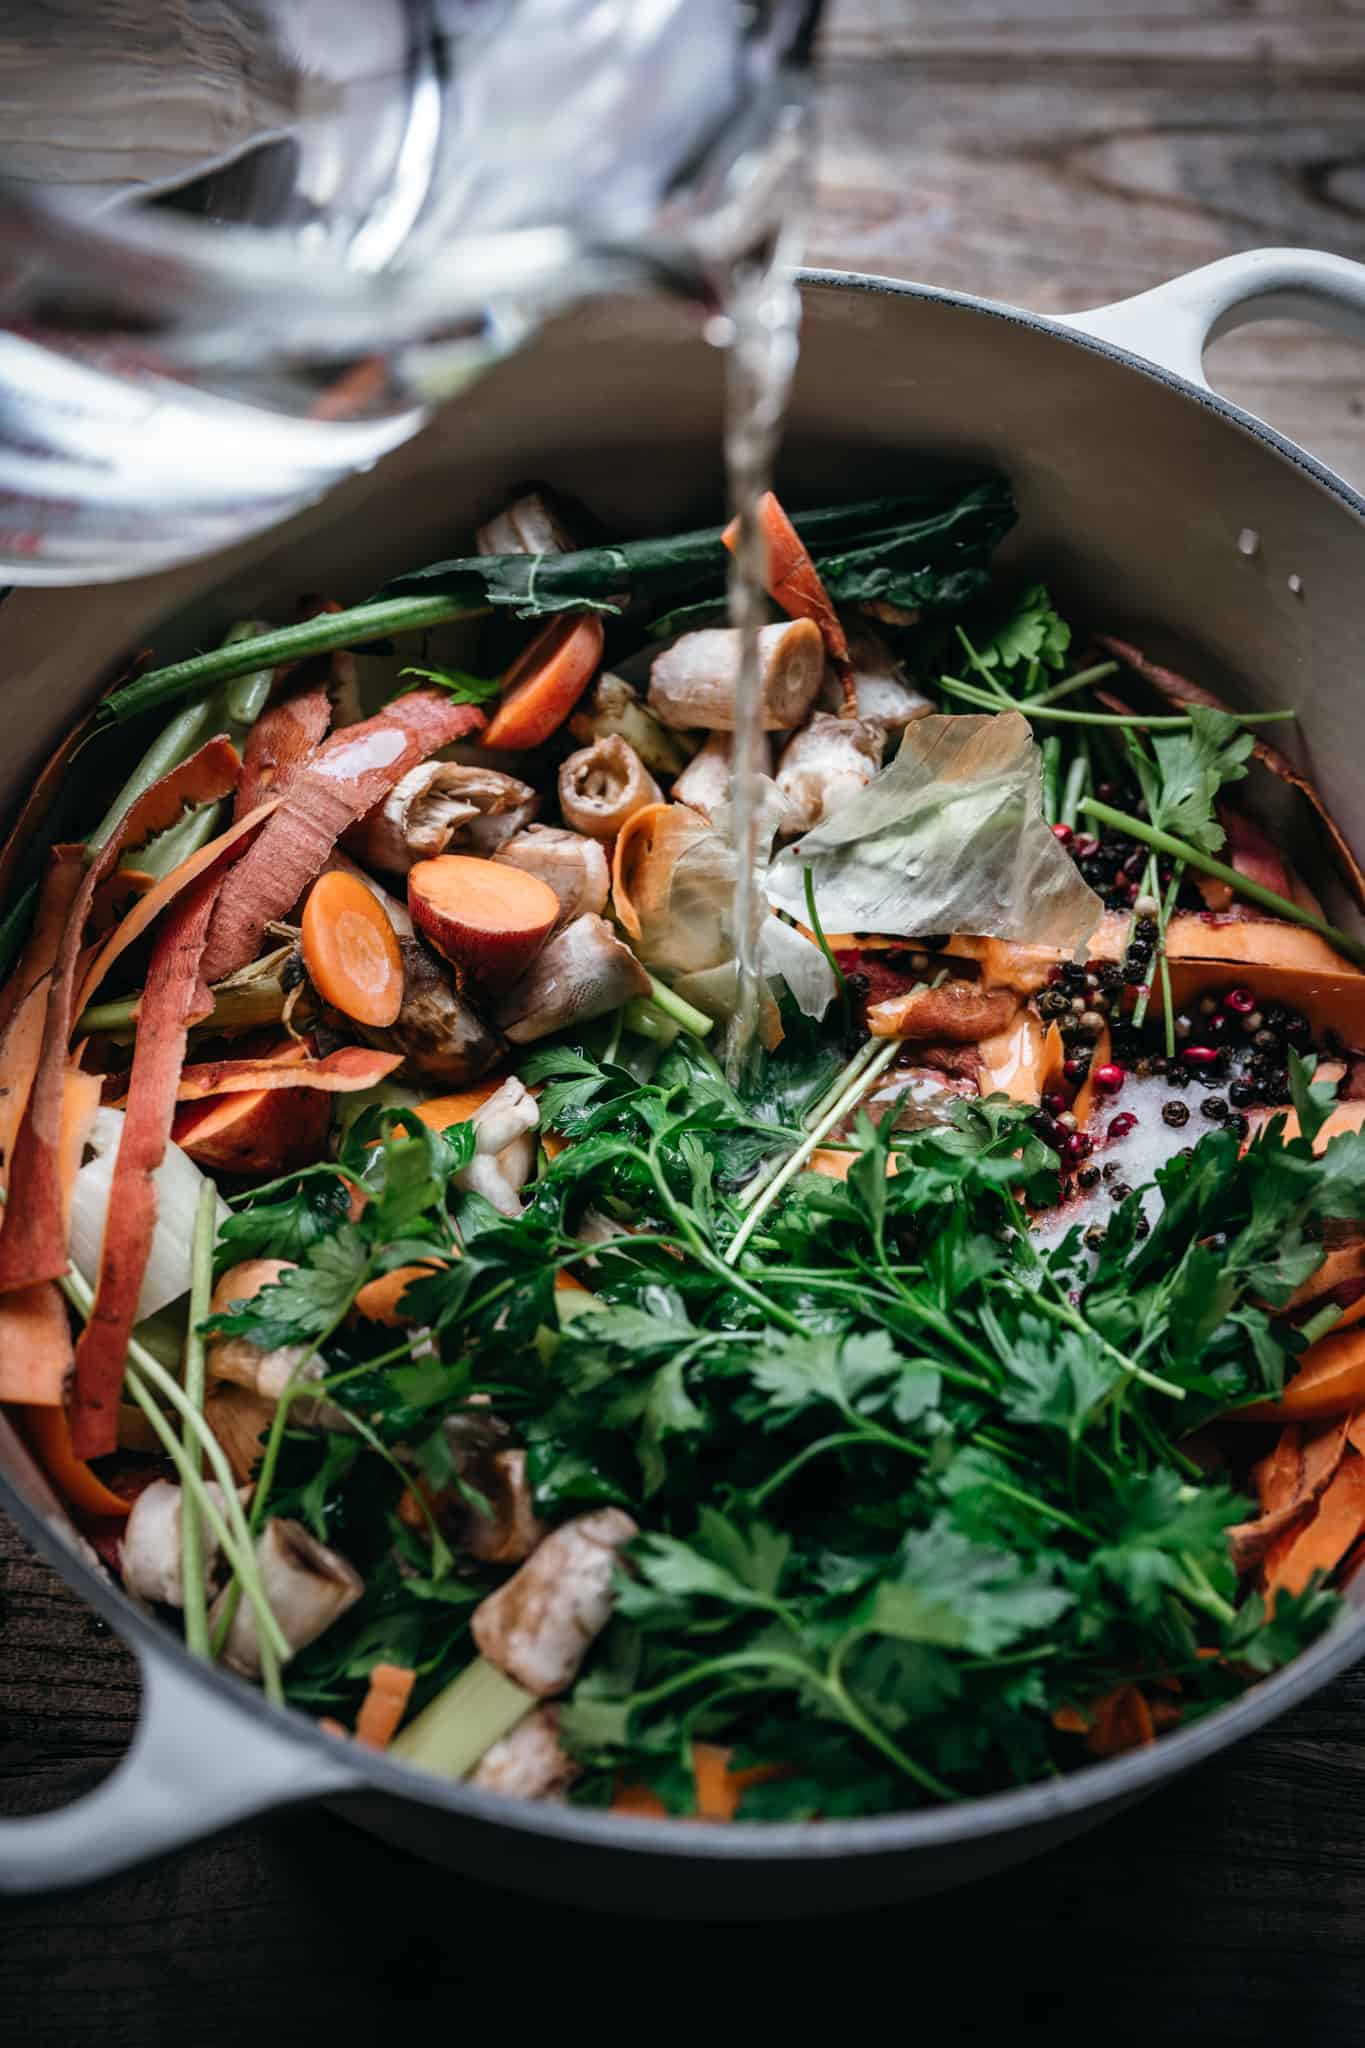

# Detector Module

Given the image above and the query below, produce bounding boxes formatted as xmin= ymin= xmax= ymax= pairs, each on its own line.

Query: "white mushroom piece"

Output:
xmin=119 ymin=1479 xmax=243 ymax=1608
xmin=567 ymin=671 xmax=695 ymax=778
xmin=818 ymin=624 xmax=934 ymax=730
xmin=493 ymin=825 xmax=609 ymax=931
xmin=452 ymin=1076 xmax=541 ymax=1217
xmin=462 ymin=1449 xmax=549 ymax=1564
xmin=774 ymin=712 xmax=887 ymax=837
xmin=672 ymin=731 xmax=775 ymax=821
xmin=476 ymin=488 xmax=576 ymax=558
xmin=495 ymin=913 xmax=650 ymax=1045
xmin=557 ymin=735 xmax=662 ymax=841
xmin=209 ymin=1517 xmax=364 ymax=1677
xmin=469 ymin=1706 xmax=580 ymax=1801
xmin=648 ymin=618 xmax=824 ymax=732
xmin=343 ymin=764 xmax=539 ymax=876
xmin=471 ymin=1507 xmax=638 ymax=1696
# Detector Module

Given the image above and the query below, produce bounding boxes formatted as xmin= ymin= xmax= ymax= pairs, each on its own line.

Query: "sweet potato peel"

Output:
xmin=167 ymin=1044 xmax=402 ymax=1101
xmin=70 ymin=862 xmax=226 ymax=1458
xmin=200 ymin=690 xmax=487 ymax=985
xmin=0 ymin=738 xmax=241 ymax=1294
xmin=1228 ymin=1416 xmax=1351 ymax=1573
xmin=0 ymin=847 xmax=84 ymax=1191
xmin=0 ymin=1280 xmax=74 ymax=1405
xmin=1098 ymin=635 xmax=1365 ymax=913
xmin=235 ymin=682 xmax=332 ymax=817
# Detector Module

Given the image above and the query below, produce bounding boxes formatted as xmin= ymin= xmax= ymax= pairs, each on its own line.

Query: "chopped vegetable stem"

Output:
xmin=803 ymin=866 xmax=850 ymax=1023
xmin=726 ymin=1040 xmax=899 ymax=1265
xmin=643 ymin=975 xmax=714 ymax=1038
xmin=389 ymin=1655 xmax=535 ymax=1778
xmin=941 ymin=676 xmax=1297 ymax=729
xmin=178 ymin=1181 xmax=218 ymax=1664
xmin=1079 ymin=797 xmax=1365 ymax=967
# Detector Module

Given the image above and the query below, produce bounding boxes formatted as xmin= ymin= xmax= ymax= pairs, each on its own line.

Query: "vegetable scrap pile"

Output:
xmin=5 ymin=475 xmax=1365 ymax=1820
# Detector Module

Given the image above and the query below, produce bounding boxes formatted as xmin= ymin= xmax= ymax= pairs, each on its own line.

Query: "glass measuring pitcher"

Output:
xmin=0 ymin=0 xmax=821 ymax=583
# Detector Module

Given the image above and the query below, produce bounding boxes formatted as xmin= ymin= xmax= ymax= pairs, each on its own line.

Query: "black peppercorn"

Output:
xmin=1200 ymin=1096 xmax=1229 ymax=1122
xmin=1122 ymin=959 xmax=1148 ymax=987
xmin=1109 ymin=1181 xmax=1134 ymax=1202
xmin=1229 ymin=1079 xmax=1257 ymax=1109
xmin=1225 ymin=1111 xmax=1250 ymax=1139
xmin=1077 ymin=1165 xmax=1101 ymax=1191
xmin=1083 ymin=1224 xmax=1108 ymax=1249
xmin=1102 ymin=1160 xmax=1122 ymax=1181
xmin=1135 ymin=916 xmax=1159 ymax=942
xmin=1134 ymin=1214 xmax=1151 ymax=1239
xmin=1264 ymin=1003 xmax=1288 ymax=1030
xmin=1162 ymin=1100 xmax=1190 ymax=1128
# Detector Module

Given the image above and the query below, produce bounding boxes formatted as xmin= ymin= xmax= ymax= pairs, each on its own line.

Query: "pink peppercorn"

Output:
xmin=1092 ymin=1063 xmax=1124 ymax=1093
xmin=1108 ymin=1112 xmax=1138 ymax=1140
xmin=1074 ymin=834 xmax=1100 ymax=859
xmin=1044 ymin=1090 xmax=1070 ymax=1115
xmin=1183 ymin=1045 xmax=1221 ymax=1069
xmin=1223 ymin=987 xmax=1257 ymax=1015
xmin=1064 ymin=1131 xmax=1093 ymax=1163
xmin=1052 ymin=822 xmax=1074 ymax=845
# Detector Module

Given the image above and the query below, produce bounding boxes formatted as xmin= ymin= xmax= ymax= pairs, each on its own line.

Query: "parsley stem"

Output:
xmin=643 ymin=975 xmax=714 ymax=1038
xmin=943 ymin=674 xmax=1296 ymax=728
xmin=1178 ymin=1553 xmax=1238 ymax=1627
xmin=748 ymin=1426 xmax=927 ymax=1509
xmin=1059 ymin=749 xmax=1089 ymax=832
xmin=1079 ymin=797 xmax=1365 ymax=967
xmin=1017 ymin=1285 xmax=1187 ymax=1401
xmin=736 ymin=1038 xmax=882 ymax=1214
xmin=178 ymin=1181 xmax=218 ymax=1664
xmin=726 ymin=1040 xmax=900 ymax=1265
xmin=1023 ymin=659 xmax=1120 ymax=708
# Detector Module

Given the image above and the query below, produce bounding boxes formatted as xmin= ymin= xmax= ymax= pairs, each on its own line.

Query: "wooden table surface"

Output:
xmin=6 ymin=3 xmax=1365 ymax=2036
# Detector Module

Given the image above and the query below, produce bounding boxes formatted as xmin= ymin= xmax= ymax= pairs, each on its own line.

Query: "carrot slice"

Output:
xmin=0 ymin=738 xmax=241 ymax=1296
xmin=301 ymin=871 xmax=404 ymax=1028
xmin=201 ymin=690 xmax=487 ymax=986
xmin=690 ymin=1743 xmax=784 ymax=1821
xmin=0 ymin=1281 xmax=74 ymax=1405
xmin=14 ymin=1399 xmax=131 ymax=1519
xmin=354 ymin=1662 xmax=417 ymax=1749
xmin=1265 ymin=1448 xmax=1365 ymax=1600
xmin=723 ymin=491 xmax=855 ymax=711
xmin=408 ymin=854 xmax=558 ymax=992
xmin=482 ymin=615 xmax=604 ymax=752
xmin=71 ymin=863 xmax=226 ymax=1459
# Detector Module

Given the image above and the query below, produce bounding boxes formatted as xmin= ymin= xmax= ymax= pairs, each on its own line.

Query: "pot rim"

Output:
xmin=5 ymin=261 xmax=1365 ymax=1869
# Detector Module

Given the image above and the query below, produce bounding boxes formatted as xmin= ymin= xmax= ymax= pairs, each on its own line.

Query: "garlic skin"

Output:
xmin=558 ymin=736 xmax=662 ymax=841
xmin=493 ymin=826 xmax=610 ymax=930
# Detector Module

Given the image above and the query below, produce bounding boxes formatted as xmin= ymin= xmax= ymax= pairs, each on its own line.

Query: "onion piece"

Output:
xmin=558 ymin=735 xmax=662 ymax=840
xmin=476 ymin=489 xmax=576 ymax=558
xmin=818 ymin=624 xmax=935 ymax=730
xmin=69 ymin=1107 xmax=229 ymax=1324
xmin=492 ymin=826 xmax=609 ymax=931
xmin=494 ymin=914 xmax=650 ymax=1044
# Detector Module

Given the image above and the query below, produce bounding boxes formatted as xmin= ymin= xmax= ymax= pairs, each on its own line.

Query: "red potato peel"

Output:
xmin=407 ymin=854 xmax=560 ymax=993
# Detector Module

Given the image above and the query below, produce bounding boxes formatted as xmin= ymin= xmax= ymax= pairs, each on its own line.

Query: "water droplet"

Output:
xmin=1237 ymin=526 xmax=1260 ymax=558
xmin=1287 ymin=572 xmax=1304 ymax=597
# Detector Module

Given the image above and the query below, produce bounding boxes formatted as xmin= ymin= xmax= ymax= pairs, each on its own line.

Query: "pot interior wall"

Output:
xmin=2 ymin=278 xmax=1363 ymax=920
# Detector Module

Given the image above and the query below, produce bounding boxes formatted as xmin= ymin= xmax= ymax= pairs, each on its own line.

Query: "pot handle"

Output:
xmin=1056 ymin=247 xmax=1365 ymax=390
xmin=0 ymin=1635 xmax=359 ymax=1895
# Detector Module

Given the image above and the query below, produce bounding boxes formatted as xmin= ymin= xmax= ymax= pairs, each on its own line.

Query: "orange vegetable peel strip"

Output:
xmin=0 ymin=846 xmax=85 ymax=1194
xmin=109 ymin=1042 xmax=403 ymax=1104
xmin=70 ymin=860 xmax=228 ymax=1459
xmin=0 ymin=737 xmax=241 ymax=1295
xmin=200 ymin=689 xmax=486 ymax=985
xmin=234 ymin=682 xmax=332 ymax=817
xmin=1264 ymin=1448 xmax=1365 ymax=1602
xmin=13 ymin=1400 xmax=132 ymax=1519
xmin=0 ymin=1280 xmax=75 ymax=1406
